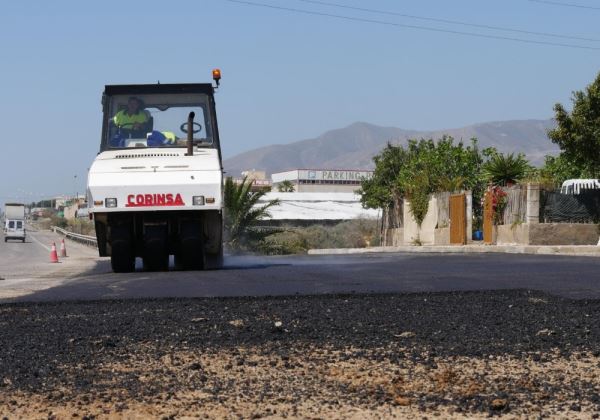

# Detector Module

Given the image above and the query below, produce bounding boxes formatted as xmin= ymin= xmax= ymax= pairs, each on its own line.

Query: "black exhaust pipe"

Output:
xmin=186 ymin=111 xmax=195 ymax=156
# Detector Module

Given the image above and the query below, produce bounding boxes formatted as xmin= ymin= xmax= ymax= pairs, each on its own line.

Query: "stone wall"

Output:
xmin=530 ymin=223 xmax=598 ymax=245
xmin=496 ymin=224 xmax=528 ymax=245
xmin=434 ymin=227 xmax=450 ymax=245
xmin=383 ymin=228 xmax=404 ymax=246
xmin=497 ymin=223 xmax=598 ymax=245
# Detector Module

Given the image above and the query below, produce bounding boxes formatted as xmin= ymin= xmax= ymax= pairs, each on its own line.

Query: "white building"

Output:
xmin=256 ymin=192 xmax=379 ymax=224
xmin=272 ymin=169 xmax=374 ymax=193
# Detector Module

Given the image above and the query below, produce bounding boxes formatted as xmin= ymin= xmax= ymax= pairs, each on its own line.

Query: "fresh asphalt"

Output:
xmin=3 ymin=231 xmax=599 ymax=418
xmin=1 ymin=230 xmax=599 ymax=302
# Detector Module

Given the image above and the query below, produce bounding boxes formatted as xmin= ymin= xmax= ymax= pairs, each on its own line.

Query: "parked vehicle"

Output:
xmin=4 ymin=203 xmax=26 ymax=242
xmin=560 ymin=179 xmax=600 ymax=195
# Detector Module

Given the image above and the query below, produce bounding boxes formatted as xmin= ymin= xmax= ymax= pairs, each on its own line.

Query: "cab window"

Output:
xmin=104 ymin=93 xmax=214 ymax=150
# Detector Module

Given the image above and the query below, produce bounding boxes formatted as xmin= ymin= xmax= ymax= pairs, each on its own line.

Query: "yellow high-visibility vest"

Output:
xmin=113 ymin=110 xmax=149 ymax=127
xmin=162 ymin=131 xmax=177 ymax=144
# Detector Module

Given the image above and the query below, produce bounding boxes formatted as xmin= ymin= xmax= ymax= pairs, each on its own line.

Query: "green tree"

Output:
xmin=359 ymin=143 xmax=409 ymax=210
xmin=482 ymin=152 xmax=531 ymax=185
xmin=548 ymin=72 xmax=600 ymax=177
xmin=539 ymin=154 xmax=584 ymax=186
xmin=223 ymin=177 xmax=280 ymax=251
xmin=277 ymin=180 xmax=295 ymax=192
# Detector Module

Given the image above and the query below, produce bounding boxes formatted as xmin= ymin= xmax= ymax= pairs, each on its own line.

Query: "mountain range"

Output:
xmin=223 ymin=119 xmax=558 ymax=176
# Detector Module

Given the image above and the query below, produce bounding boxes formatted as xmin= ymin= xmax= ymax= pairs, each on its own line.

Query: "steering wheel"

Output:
xmin=180 ymin=122 xmax=202 ymax=134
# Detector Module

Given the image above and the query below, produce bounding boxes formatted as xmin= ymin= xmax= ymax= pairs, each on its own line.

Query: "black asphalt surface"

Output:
xmin=1 ymin=290 xmax=600 ymax=417
xmin=4 ymin=252 xmax=600 ymax=302
xmin=2 ymin=250 xmax=600 ymax=416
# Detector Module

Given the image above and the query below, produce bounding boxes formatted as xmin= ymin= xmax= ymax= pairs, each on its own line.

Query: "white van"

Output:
xmin=4 ymin=219 xmax=26 ymax=242
xmin=560 ymin=179 xmax=600 ymax=195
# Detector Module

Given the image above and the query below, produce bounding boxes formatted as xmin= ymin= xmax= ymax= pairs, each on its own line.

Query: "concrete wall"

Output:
xmin=496 ymin=224 xmax=528 ymax=245
xmin=497 ymin=223 xmax=598 ymax=245
xmin=384 ymin=228 xmax=404 ymax=246
xmin=466 ymin=192 xmax=473 ymax=244
xmin=434 ymin=227 xmax=450 ymax=245
xmin=404 ymin=196 xmax=439 ymax=245
xmin=63 ymin=204 xmax=79 ymax=220
xmin=530 ymin=223 xmax=598 ymax=245
xmin=385 ymin=227 xmax=450 ymax=246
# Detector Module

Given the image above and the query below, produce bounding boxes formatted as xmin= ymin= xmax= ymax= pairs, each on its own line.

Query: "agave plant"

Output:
xmin=224 ymin=176 xmax=280 ymax=250
xmin=437 ymin=176 xmax=467 ymax=193
xmin=483 ymin=153 xmax=531 ymax=186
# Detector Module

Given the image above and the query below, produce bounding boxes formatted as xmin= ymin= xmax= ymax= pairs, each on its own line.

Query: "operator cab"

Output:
xmin=101 ymin=83 xmax=220 ymax=153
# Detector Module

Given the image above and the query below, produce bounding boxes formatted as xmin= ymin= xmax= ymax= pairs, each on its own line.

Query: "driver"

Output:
xmin=113 ymin=97 xmax=151 ymax=136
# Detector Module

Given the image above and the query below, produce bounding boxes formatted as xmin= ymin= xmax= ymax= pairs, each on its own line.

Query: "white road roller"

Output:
xmin=87 ymin=71 xmax=224 ymax=272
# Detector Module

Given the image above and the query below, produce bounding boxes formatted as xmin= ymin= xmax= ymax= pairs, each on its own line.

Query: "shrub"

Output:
xmin=259 ymin=219 xmax=380 ymax=255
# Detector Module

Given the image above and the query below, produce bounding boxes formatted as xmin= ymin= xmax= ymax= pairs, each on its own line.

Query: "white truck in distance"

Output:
xmin=87 ymin=73 xmax=224 ymax=272
xmin=4 ymin=203 xmax=26 ymax=243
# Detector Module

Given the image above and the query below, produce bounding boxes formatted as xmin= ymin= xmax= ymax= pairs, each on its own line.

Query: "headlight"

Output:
xmin=105 ymin=198 xmax=117 ymax=208
xmin=193 ymin=196 xmax=205 ymax=206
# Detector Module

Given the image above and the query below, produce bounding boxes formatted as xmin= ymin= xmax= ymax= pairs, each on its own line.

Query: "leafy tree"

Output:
xmin=277 ymin=180 xmax=295 ymax=192
xmin=223 ymin=176 xmax=280 ymax=251
xmin=482 ymin=152 xmax=531 ymax=185
xmin=359 ymin=143 xmax=409 ymax=210
xmin=539 ymin=154 xmax=585 ymax=186
xmin=548 ymin=72 xmax=600 ymax=177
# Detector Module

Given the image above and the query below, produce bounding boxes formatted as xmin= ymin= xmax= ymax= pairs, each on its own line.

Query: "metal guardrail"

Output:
xmin=52 ymin=226 xmax=98 ymax=247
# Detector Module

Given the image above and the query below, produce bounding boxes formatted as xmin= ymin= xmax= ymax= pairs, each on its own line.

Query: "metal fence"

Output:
xmin=52 ymin=226 xmax=98 ymax=247
xmin=540 ymin=189 xmax=600 ymax=223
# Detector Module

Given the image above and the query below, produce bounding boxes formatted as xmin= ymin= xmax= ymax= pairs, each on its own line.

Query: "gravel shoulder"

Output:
xmin=1 ymin=290 xmax=600 ymax=418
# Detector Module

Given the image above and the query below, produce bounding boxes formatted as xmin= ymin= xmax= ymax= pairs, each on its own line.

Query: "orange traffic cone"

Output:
xmin=60 ymin=239 xmax=67 ymax=257
xmin=50 ymin=242 xmax=59 ymax=263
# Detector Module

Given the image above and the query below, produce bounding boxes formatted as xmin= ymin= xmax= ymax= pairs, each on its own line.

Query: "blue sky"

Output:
xmin=1 ymin=0 xmax=599 ymax=205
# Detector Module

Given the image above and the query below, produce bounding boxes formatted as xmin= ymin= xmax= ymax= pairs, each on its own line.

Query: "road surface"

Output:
xmin=1 ymin=228 xmax=599 ymax=302
xmin=2 ymin=228 xmax=600 ymax=418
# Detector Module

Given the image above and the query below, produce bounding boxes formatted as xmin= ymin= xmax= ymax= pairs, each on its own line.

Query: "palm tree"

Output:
xmin=277 ymin=180 xmax=295 ymax=192
xmin=483 ymin=153 xmax=531 ymax=186
xmin=224 ymin=177 xmax=280 ymax=250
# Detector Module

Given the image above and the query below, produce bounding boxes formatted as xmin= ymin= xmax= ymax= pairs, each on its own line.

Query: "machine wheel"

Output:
xmin=142 ymin=225 xmax=169 ymax=271
xmin=177 ymin=220 xmax=204 ymax=270
xmin=110 ymin=226 xmax=135 ymax=273
xmin=110 ymin=240 xmax=135 ymax=273
xmin=202 ymin=211 xmax=224 ymax=270
xmin=204 ymin=243 xmax=223 ymax=270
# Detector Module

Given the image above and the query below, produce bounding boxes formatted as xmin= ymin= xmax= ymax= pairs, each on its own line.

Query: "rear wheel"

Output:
xmin=110 ymin=225 xmax=135 ymax=273
xmin=142 ymin=225 xmax=169 ymax=271
xmin=204 ymin=243 xmax=223 ymax=270
xmin=177 ymin=220 xmax=204 ymax=270
xmin=202 ymin=211 xmax=224 ymax=270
